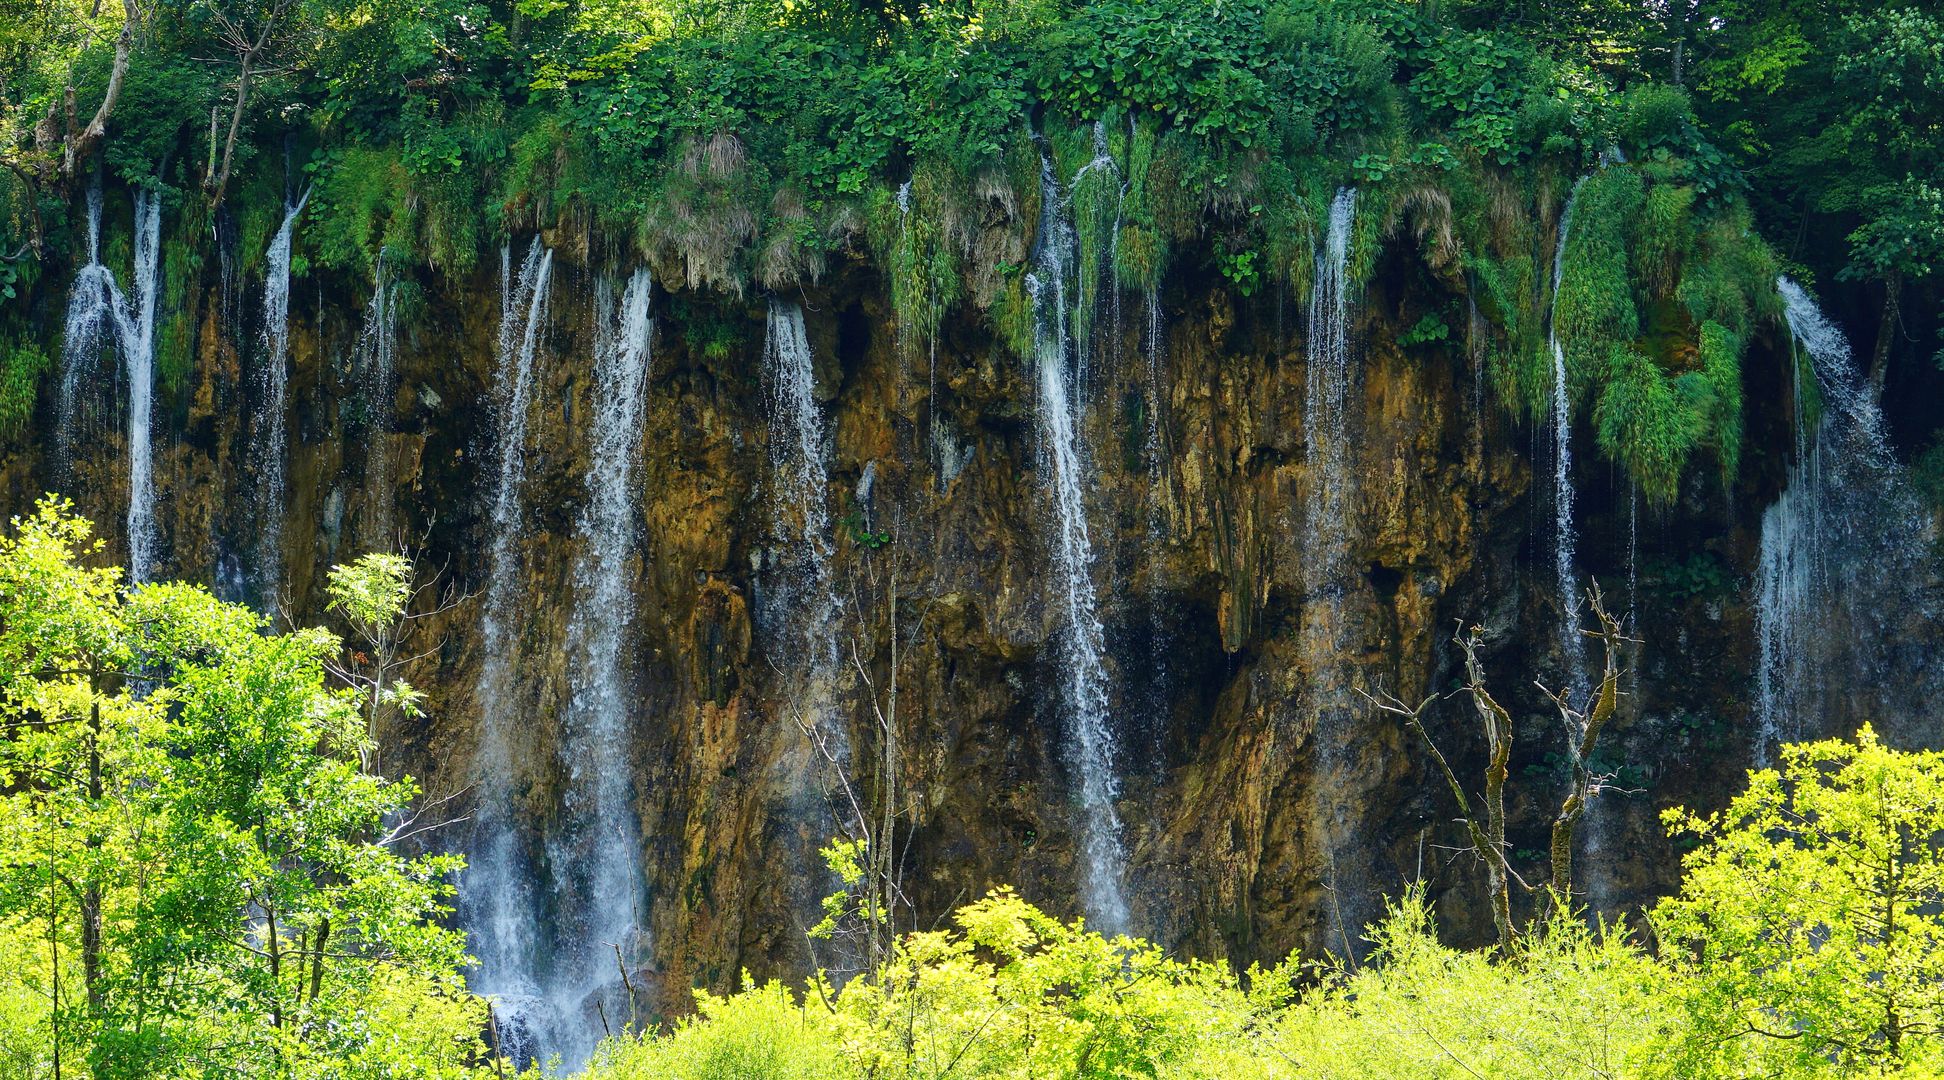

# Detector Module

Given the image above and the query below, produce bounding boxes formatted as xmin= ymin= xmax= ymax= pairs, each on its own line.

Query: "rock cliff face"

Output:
xmin=12 ymin=196 xmax=1871 ymax=1017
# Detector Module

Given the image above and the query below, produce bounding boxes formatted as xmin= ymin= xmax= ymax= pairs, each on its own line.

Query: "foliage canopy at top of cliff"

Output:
xmin=2 ymin=0 xmax=1940 ymax=503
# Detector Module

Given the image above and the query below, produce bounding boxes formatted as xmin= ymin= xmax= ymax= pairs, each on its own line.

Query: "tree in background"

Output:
xmin=0 ymin=499 xmax=488 ymax=1078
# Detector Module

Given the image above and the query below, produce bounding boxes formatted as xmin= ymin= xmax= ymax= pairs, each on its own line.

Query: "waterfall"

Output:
xmin=1752 ymin=278 xmax=1933 ymax=762
xmin=461 ymin=239 xmax=553 ymax=1066
xmin=356 ymin=254 xmax=399 ymax=549
xmin=1027 ymin=149 xmax=1129 ymax=933
xmin=1548 ymin=175 xmax=1592 ymax=700
xmin=60 ymin=183 xmax=163 ymax=579
xmin=253 ymin=190 xmax=309 ymax=602
xmin=762 ymin=299 xmax=846 ymax=764
xmin=1303 ymin=188 xmax=1358 ymax=602
xmin=123 ymin=190 xmax=162 ymax=583
xmin=537 ymin=268 xmax=655 ymax=1070
xmin=59 ymin=180 xmax=114 ymax=475
xmin=1300 ymin=187 xmax=1371 ymax=952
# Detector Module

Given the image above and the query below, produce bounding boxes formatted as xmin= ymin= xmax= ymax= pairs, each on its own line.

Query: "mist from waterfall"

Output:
xmin=460 ymin=239 xmax=554 ymax=1066
xmin=356 ymin=253 xmax=399 ymax=550
xmin=252 ymin=190 xmax=309 ymax=602
xmin=1027 ymin=148 xmax=1129 ymax=934
xmin=533 ymin=268 xmax=656 ymax=1070
xmin=1753 ymin=278 xmax=1934 ymax=763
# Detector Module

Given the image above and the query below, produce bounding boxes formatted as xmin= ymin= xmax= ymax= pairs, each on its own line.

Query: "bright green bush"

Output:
xmin=1654 ymin=728 xmax=1944 ymax=1076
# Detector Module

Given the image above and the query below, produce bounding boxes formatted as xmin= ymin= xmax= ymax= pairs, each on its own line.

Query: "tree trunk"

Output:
xmin=62 ymin=2 xmax=136 ymax=180
xmin=308 ymin=916 xmax=330 ymax=1004
xmin=81 ymin=701 xmax=103 ymax=1012
xmin=1868 ymin=272 xmax=1902 ymax=398
xmin=207 ymin=53 xmax=255 ymax=210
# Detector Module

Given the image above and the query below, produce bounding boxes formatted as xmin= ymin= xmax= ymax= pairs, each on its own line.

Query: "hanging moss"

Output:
xmin=1633 ymin=182 xmax=1695 ymax=299
xmin=1677 ymin=209 xmax=1780 ymax=338
xmin=1595 ymin=344 xmax=1707 ymax=506
xmin=0 ymin=338 xmax=49 ymax=433
xmin=990 ymin=271 xmax=1035 ymax=361
xmin=868 ymin=162 xmax=964 ymax=364
xmin=307 ymin=147 xmax=411 ymax=276
xmin=1554 ymin=167 xmax=1644 ymax=394
xmin=155 ymin=201 xmax=208 ymax=395
xmin=1112 ymin=118 xmax=1171 ymax=292
xmin=1699 ymin=320 xmax=1744 ymax=483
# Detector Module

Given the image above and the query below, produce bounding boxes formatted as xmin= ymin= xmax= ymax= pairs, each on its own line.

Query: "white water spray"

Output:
xmin=462 ymin=239 xmax=554 ymax=1065
xmin=1298 ymin=187 xmax=1376 ymax=952
xmin=60 ymin=185 xmax=163 ymax=578
xmin=1548 ymin=175 xmax=1592 ymax=699
xmin=1027 ymin=149 xmax=1129 ymax=933
xmin=1752 ymin=278 xmax=1930 ymax=763
xmin=356 ymin=254 xmax=399 ymax=549
xmin=530 ymin=268 xmax=656 ymax=1071
xmin=1303 ymin=188 xmax=1358 ymax=601
xmin=59 ymin=181 xmax=114 ymax=471
xmin=763 ymin=299 xmax=847 ymax=762
xmin=253 ymin=189 xmax=309 ymax=601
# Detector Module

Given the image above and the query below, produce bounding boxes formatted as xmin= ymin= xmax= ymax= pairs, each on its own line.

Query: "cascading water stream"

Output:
xmin=1303 ymin=188 xmax=1358 ymax=603
xmin=531 ymin=267 xmax=656 ymax=1071
xmin=62 ymin=185 xmax=164 ymax=579
xmin=1547 ymin=174 xmax=1592 ymax=700
xmin=461 ymin=239 xmax=553 ymax=1065
xmin=1026 ymin=149 xmax=1129 ymax=934
xmin=59 ymin=181 xmax=114 ymax=474
xmin=356 ymin=253 xmax=399 ymax=549
xmin=122 ymin=191 xmax=163 ymax=583
xmin=253 ymin=189 xmax=310 ymax=603
xmin=762 ymin=299 xmax=846 ymax=764
xmin=1752 ymin=278 xmax=1932 ymax=763
xmin=1299 ymin=187 xmax=1370 ymax=950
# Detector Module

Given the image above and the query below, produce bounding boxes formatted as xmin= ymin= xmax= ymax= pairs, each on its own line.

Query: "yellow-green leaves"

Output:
xmin=1655 ymin=727 xmax=1944 ymax=1076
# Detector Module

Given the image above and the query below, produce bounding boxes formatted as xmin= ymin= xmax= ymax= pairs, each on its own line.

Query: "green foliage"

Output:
xmin=581 ymin=729 xmax=1944 ymax=1079
xmin=1655 ymin=727 xmax=1944 ymax=1075
xmin=1398 ymin=309 xmax=1451 ymax=348
xmin=1915 ymin=437 xmax=1944 ymax=513
xmin=1406 ymin=30 xmax=1554 ymax=166
xmin=0 ymin=338 xmax=49 ymax=433
xmin=0 ymin=500 xmax=486 ymax=1078
xmin=1644 ymin=551 xmax=1735 ymax=604
xmin=1594 ymin=344 xmax=1707 ymax=506
xmin=1698 ymin=321 xmax=1744 ymax=483
xmin=591 ymin=980 xmax=848 ymax=1080
xmin=1554 ymin=166 xmax=1644 ymax=391
xmin=587 ymin=884 xmax=1681 ymax=1080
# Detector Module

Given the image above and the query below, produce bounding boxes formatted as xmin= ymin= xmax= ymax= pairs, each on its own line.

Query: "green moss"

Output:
xmin=1699 ymin=320 xmax=1744 ymax=484
xmin=1634 ymin=183 xmax=1695 ymax=298
xmin=990 ymin=271 xmax=1035 ymax=361
xmin=1677 ymin=208 xmax=1780 ymax=338
xmin=1595 ymin=344 xmax=1707 ymax=506
xmin=869 ymin=163 xmax=964 ymax=363
xmin=307 ymin=146 xmax=410 ymax=276
xmin=0 ymin=339 xmax=49 ymax=433
xmin=1555 ymin=167 xmax=1644 ymax=395
xmin=1112 ymin=118 xmax=1171 ymax=292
